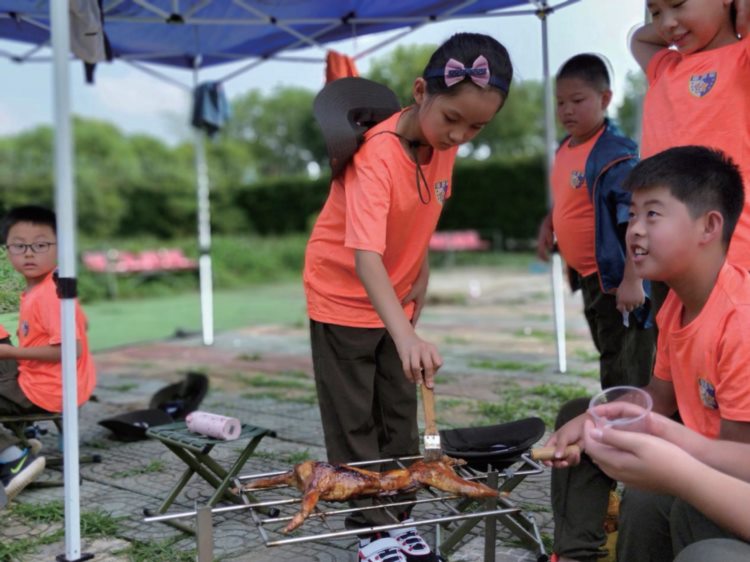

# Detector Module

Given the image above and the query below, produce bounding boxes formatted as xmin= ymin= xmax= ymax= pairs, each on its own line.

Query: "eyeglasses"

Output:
xmin=5 ymin=242 xmax=56 ymax=255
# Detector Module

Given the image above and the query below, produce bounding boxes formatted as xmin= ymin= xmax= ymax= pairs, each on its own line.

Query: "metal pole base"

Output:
xmin=56 ymin=553 xmax=94 ymax=562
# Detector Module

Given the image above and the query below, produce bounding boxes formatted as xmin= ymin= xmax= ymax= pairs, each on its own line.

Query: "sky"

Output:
xmin=0 ymin=0 xmax=647 ymax=145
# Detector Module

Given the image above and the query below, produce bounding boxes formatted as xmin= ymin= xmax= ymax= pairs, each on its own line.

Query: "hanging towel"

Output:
xmin=325 ymin=50 xmax=359 ymax=83
xmin=69 ymin=0 xmax=112 ymax=83
xmin=191 ymin=81 xmax=231 ymax=137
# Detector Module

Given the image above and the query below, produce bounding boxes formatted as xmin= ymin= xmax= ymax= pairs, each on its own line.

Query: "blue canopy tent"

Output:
xmin=0 ymin=1 xmax=578 ymax=559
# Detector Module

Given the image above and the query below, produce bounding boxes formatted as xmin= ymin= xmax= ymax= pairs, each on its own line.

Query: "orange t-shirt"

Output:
xmin=653 ymin=263 xmax=750 ymax=438
xmin=641 ymin=40 xmax=750 ymax=269
xmin=0 ymin=324 xmax=8 ymax=339
xmin=551 ymin=128 xmax=604 ymax=277
xmin=17 ymin=272 xmax=96 ymax=412
xmin=304 ymin=110 xmax=458 ymax=327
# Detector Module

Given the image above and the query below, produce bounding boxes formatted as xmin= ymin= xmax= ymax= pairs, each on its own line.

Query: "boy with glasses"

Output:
xmin=0 ymin=205 xmax=96 ymax=503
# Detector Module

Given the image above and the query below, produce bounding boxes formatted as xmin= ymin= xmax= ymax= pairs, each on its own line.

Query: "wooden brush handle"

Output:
xmin=530 ymin=444 xmax=581 ymax=461
xmin=420 ymin=384 xmax=437 ymax=435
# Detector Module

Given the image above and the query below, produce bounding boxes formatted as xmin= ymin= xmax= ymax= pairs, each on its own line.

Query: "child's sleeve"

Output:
xmin=38 ymin=292 xmax=63 ymax=346
xmin=343 ymin=142 xmax=392 ymax=255
xmin=646 ymin=48 xmax=678 ymax=85
xmin=714 ymin=311 xmax=750 ymax=422
xmin=652 ymin=296 xmax=674 ymax=383
xmin=602 ymin=157 xmax=638 ymax=245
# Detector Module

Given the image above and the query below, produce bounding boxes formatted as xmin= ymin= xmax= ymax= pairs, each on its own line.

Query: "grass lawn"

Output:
xmin=0 ymin=281 xmax=307 ymax=352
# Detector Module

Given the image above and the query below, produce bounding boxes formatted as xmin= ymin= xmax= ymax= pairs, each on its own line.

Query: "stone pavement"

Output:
xmin=0 ymin=266 xmax=600 ymax=561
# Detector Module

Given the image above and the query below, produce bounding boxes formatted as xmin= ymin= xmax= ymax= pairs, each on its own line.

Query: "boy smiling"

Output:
xmin=548 ymin=146 xmax=750 ymax=562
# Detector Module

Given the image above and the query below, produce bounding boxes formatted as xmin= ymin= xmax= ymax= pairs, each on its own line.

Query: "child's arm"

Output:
xmin=535 ymin=210 xmax=554 ymax=262
xmin=645 ymin=376 xmax=678 ymax=417
xmin=401 ymin=256 xmax=430 ymax=327
xmin=615 ymin=256 xmax=646 ymax=313
xmin=719 ymin=419 xmax=750 ymax=444
xmin=583 ymin=420 xmax=750 ymax=541
xmin=630 ymin=22 xmax=668 ymax=72
xmin=355 ymin=250 xmax=442 ymax=386
xmin=0 ymin=341 xmax=81 ymax=362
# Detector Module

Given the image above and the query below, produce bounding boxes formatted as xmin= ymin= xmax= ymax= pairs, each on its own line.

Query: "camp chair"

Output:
xmin=438 ymin=417 xmax=549 ymax=561
xmin=144 ymin=420 xmax=276 ymax=534
xmin=0 ymin=412 xmax=63 ymax=449
xmin=0 ymin=412 xmax=102 ymax=486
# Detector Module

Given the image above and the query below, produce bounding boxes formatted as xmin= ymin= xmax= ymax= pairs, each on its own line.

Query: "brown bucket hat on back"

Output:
xmin=313 ymin=77 xmax=401 ymax=178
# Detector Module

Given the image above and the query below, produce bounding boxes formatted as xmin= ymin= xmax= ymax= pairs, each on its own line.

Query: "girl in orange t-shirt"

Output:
xmin=304 ymin=33 xmax=513 ymax=561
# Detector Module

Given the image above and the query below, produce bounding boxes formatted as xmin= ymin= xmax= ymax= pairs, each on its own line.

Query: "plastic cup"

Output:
xmin=588 ymin=386 xmax=653 ymax=432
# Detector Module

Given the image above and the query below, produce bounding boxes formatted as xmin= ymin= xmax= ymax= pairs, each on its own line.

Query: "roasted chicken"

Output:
xmin=242 ymin=456 xmax=497 ymax=532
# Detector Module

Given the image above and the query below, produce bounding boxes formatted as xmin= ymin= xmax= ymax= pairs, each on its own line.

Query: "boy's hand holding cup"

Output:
xmin=587 ymin=385 xmax=653 ymax=433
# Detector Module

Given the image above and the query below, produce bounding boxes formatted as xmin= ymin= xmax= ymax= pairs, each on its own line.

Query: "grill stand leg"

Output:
xmin=484 ymin=471 xmax=498 ymax=562
xmin=196 ymin=504 xmax=214 ymax=562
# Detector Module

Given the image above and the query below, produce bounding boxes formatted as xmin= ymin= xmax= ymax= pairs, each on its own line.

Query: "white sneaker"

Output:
xmin=1 ymin=451 xmax=46 ymax=502
xmin=358 ymin=536 xmax=407 ymax=562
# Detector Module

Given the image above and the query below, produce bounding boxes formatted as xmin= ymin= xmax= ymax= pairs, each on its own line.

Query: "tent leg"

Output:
xmin=551 ymin=253 xmax=567 ymax=373
xmin=539 ymin=2 xmax=567 ymax=373
xmin=50 ymin=3 xmax=92 ymax=561
xmin=194 ymin=127 xmax=215 ymax=346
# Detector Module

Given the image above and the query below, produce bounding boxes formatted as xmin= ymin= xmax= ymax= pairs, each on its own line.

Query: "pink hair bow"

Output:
xmin=444 ymin=55 xmax=490 ymax=87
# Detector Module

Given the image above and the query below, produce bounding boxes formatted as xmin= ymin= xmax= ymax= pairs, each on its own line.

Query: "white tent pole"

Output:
xmin=193 ymin=68 xmax=215 ymax=346
xmin=50 ymin=1 xmax=85 ymax=560
xmin=539 ymin=1 xmax=567 ymax=373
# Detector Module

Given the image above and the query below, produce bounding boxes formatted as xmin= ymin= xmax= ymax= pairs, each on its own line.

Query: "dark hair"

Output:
xmin=624 ymin=146 xmax=744 ymax=246
xmin=556 ymin=53 xmax=610 ymax=92
xmin=1 ymin=205 xmax=57 ymax=243
xmin=422 ymin=32 xmax=513 ymax=99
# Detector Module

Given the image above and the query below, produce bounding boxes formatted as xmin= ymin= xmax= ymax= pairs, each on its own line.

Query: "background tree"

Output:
xmin=366 ymin=43 xmax=435 ymax=105
xmin=223 ymin=87 xmax=325 ymax=177
xmin=74 ymin=118 xmax=140 ymax=238
xmin=0 ymin=127 xmax=54 ymax=214
xmin=466 ymin=80 xmax=545 ymax=158
xmin=117 ymin=135 xmax=195 ymax=239
xmin=615 ymin=71 xmax=646 ymax=140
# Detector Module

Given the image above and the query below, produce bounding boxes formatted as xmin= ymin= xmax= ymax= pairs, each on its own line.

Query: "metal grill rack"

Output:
xmin=145 ymin=453 xmax=549 ymax=562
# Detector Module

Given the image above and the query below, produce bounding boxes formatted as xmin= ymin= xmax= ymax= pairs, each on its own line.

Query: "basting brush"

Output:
xmin=421 ymin=384 xmax=442 ymax=462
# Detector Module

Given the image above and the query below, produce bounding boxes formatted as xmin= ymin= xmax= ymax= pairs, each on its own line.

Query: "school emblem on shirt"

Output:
xmin=434 ymin=180 xmax=448 ymax=205
xmin=569 ymin=170 xmax=585 ymax=189
xmin=698 ymin=378 xmax=718 ymax=410
xmin=21 ymin=320 xmax=29 ymax=338
xmin=688 ymin=72 xmax=717 ymax=98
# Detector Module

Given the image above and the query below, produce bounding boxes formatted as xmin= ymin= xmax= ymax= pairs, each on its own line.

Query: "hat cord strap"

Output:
xmin=369 ymin=131 xmax=431 ymax=205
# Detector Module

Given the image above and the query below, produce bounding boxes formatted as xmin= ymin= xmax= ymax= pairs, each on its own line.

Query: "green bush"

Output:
xmin=231 ymin=174 xmax=329 ymax=235
xmin=439 ymin=156 xmax=547 ymax=246
xmin=0 ymin=256 xmax=23 ymax=314
xmin=229 ymin=156 xmax=547 ymax=246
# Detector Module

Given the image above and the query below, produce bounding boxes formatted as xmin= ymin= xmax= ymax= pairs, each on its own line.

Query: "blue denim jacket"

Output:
xmin=560 ymin=119 xmax=651 ymax=325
